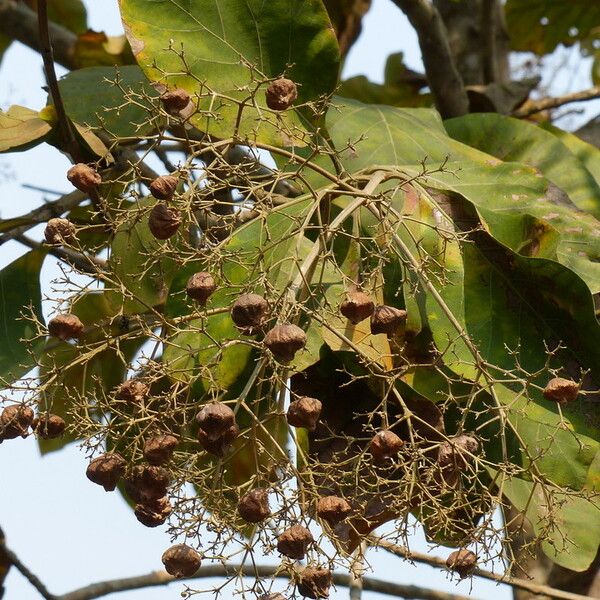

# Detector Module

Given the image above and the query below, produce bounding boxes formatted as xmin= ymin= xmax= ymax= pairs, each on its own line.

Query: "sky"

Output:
xmin=0 ymin=1 xmax=597 ymax=599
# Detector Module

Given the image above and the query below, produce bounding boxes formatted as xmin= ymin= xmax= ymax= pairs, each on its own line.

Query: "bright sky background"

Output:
xmin=0 ymin=1 xmax=597 ymax=599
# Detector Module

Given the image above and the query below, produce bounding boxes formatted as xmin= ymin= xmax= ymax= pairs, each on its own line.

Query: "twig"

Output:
xmin=513 ymin=86 xmax=600 ymax=118
xmin=390 ymin=0 xmax=469 ymax=118
xmin=0 ymin=0 xmax=76 ymax=69
xmin=350 ymin=541 xmax=367 ymax=600
xmin=14 ymin=234 xmax=107 ymax=275
xmin=37 ymin=0 xmax=81 ymax=162
xmin=0 ymin=189 xmax=87 ymax=245
xmin=0 ymin=536 xmax=55 ymax=600
xmin=57 ymin=563 xmax=480 ymax=600
xmin=370 ymin=536 xmax=595 ymax=600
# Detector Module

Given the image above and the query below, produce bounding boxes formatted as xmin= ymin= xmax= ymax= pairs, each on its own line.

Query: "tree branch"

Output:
xmin=390 ymin=0 xmax=469 ymax=118
xmin=0 ymin=0 xmax=77 ymax=70
xmin=513 ymin=86 xmax=600 ymax=118
xmin=370 ymin=537 xmax=596 ymax=600
xmin=57 ymin=563 xmax=480 ymax=600
xmin=481 ymin=0 xmax=498 ymax=84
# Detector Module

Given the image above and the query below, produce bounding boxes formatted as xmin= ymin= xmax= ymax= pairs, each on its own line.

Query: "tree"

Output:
xmin=0 ymin=0 xmax=599 ymax=599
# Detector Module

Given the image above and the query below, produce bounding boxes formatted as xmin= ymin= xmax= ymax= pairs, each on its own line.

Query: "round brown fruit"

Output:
xmin=370 ymin=305 xmax=407 ymax=336
xmin=196 ymin=403 xmax=239 ymax=456
xmin=0 ymin=405 xmax=34 ymax=439
xmin=543 ymin=377 xmax=579 ymax=405
xmin=48 ymin=314 xmax=84 ymax=341
xmin=286 ymin=397 xmax=322 ymax=431
xmin=276 ymin=524 xmax=313 ymax=560
xmin=237 ymin=488 xmax=271 ymax=523
xmin=160 ymin=88 xmax=191 ymax=113
xmin=67 ymin=163 xmax=101 ymax=193
xmin=143 ymin=434 xmax=178 ymax=465
xmin=35 ymin=413 xmax=66 ymax=439
xmin=149 ymin=175 xmax=178 ymax=200
xmin=162 ymin=543 xmax=201 ymax=578
xmin=230 ymin=293 xmax=269 ymax=334
xmin=264 ymin=323 xmax=306 ymax=363
xmin=298 ymin=566 xmax=332 ymax=599
xmin=148 ymin=203 xmax=181 ymax=240
xmin=44 ymin=218 xmax=76 ymax=245
xmin=86 ymin=453 xmax=126 ymax=491
xmin=265 ymin=78 xmax=298 ymax=111
xmin=316 ymin=495 xmax=352 ymax=527
xmin=186 ymin=272 xmax=217 ymax=305
xmin=446 ymin=549 xmax=477 ymax=578
xmin=340 ymin=291 xmax=374 ymax=325
xmin=135 ymin=496 xmax=172 ymax=527
xmin=370 ymin=430 xmax=403 ymax=463
xmin=116 ymin=379 xmax=149 ymax=405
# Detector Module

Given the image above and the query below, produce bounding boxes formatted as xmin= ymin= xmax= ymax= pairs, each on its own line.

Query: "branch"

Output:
xmin=0 ymin=536 xmax=55 ymax=600
xmin=57 ymin=563 xmax=480 ymax=600
xmin=513 ymin=86 xmax=600 ymax=118
xmin=0 ymin=0 xmax=77 ymax=70
xmin=370 ymin=537 xmax=596 ymax=600
xmin=390 ymin=0 xmax=469 ymax=118
xmin=15 ymin=234 xmax=107 ymax=275
xmin=481 ymin=0 xmax=498 ymax=84
xmin=0 ymin=189 xmax=87 ymax=245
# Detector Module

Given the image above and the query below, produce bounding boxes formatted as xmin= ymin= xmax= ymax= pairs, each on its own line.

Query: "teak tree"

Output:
xmin=0 ymin=0 xmax=600 ymax=599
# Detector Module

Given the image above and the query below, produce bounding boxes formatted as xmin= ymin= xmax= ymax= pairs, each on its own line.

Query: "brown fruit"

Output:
xmin=148 ymin=203 xmax=181 ymax=239
xmin=265 ymin=78 xmax=298 ymax=111
xmin=446 ymin=549 xmax=477 ymax=578
xmin=150 ymin=175 xmax=178 ymax=200
xmin=370 ymin=430 xmax=403 ymax=463
xmin=196 ymin=403 xmax=239 ymax=456
xmin=135 ymin=496 xmax=172 ymax=527
xmin=298 ymin=567 xmax=332 ymax=599
xmin=237 ymin=488 xmax=271 ymax=523
xmin=0 ymin=405 xmax=34 ymax=439
xmin=231 ymin=293 xmax=269 ymax=334
xmin=160 ymin=88 xmax=191 ymax=113
xmin=116 ymin=379 xmax=149 ymax=404
xmin=162 ymin=543 xmax=201 ymax=578
xmin=67 ymin=163 xmax=101 ymax=193
xmin=543 ymin=377 xmax=579 ymax=405
xmin=264 ymin=323 xmax=306 ymax=363
xmin=276 ymin=524 xmax=313 ymax=560
xmin=370 ymin=305 xmax=407 ymax=336
xmin=48 ymin=314 xmax=84 ymax=341
xmin=437 ymin=434 xmax=479 ymax=488
xmin=286 ymin=397 xmax=322 ymax=431
xmin=86 ymin=453 xmax=126 ymax=491
xmin=44 ymin=218 xmax=76 ymax=245
xmin=35 ymin=413 xmax=66 ymax=439
xmin=340 ymin=291 xmax=374 ymax=325
xmin=186 ymin=272 xmax=217 ymax=304
xmin=125 ymin=465 xmax=170 ymax=503
xmin=316 ymin=496 xmax=352 ymax=526
xmin=143 ymin=434 xmax=178 ymax=465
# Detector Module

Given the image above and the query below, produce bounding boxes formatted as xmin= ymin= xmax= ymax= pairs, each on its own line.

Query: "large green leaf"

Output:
xmin=505 ymin=0 xmax=600 ymax=55
xmin=444 ymin=113 xmax=600 ymax=219
xmin=0 ymin=106 xmax=52 ymax=153
xmin=119 ymin=0 xmax=340 ymax=145
xmin=0 ymin=250 xmax=45 ymax=386
xmin=58 ymin=66 xmax=160 ymax=139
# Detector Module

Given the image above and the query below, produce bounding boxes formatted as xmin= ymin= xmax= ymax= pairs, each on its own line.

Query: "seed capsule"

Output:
xmin=276 ymin=524 xmax=313 ymax=560
xmin=149 ymin=175 xmax=178 ymax=200
xmin=86 ymin=453 xmax=126 ymax=491
xmin=125 ymin=465 xmax=170 ymax=504
xmin=264 ymin=324 xmax=306 ymax=363
xmin=340 ymin=291 xmax=374 ymax=325
xmin=446 ymin=549 xmax=477 ymax=578
xmin=370 ymin=305 xmax=407 ymax=336
xmin=437 ymin=434 xmax=479 ymax=488
xmin=196 ymin=403 xmax=239 ymax=456
xmin=48 ymin=314 xmax=84 ymax=341
xmin=143 ymin=434 xmax=178 ymax=465
xmin=186 ymin=272 xmax=217 ymax=305
xmin=0 ymin=405 xmax=34 ymax=439
xmin=135 ymin=496 xmax=172 ymax=527
xmin=237 ymin=488 xmax=271 ymax=523
xmin=230 ymin=293 xmax=269 ymax=334
xmin=148 ymin=203 xmax=181 ymax=239
xmin=370 ymin=430 xmax=403 ymax=463
xmin=298 ymin=566 xmax=332 ymax=599
xmin=265 ymin=78 xmax=298 ymax=111
xmin=286 ymin=397 xmax=322 ymax=431
xmin=35 ymin=413 xmax=66 ymax=439
xmin=44 ymin=218 xmax=76 ymax=245
xmin=316 ymin=496 xmax=352 ymax=527
xmin=543 ymin=377 xmax=579 ymax=405
xmin=116 ymin=379 xmax=149 ymax=405
xmin=160 ymin=88 xmax=191 ymax=113
xmin=67 ymin=163 xmax=101 ymax=193
xmin=162 ymin=543 xmax=201 ymax=578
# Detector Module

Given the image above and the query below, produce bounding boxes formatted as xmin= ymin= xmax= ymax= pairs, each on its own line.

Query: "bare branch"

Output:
xmin=513 ymin=86 xmax=600 ymax=118
xmin=0 ymin=0 xmax=77 ymax=70
xmin=481 ymin=0 xmax=498 ymax=84
xmin=57 ymin=563 xmax=480 ymax=600
xmin=371 ymin=537 xmax=596 ymax=600
xmin=390 ymin=0 xmax=469 ymax=118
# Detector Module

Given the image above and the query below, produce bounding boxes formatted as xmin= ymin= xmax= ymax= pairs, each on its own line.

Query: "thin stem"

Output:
xmin=513 ymin=86 xmax=600 ymax=118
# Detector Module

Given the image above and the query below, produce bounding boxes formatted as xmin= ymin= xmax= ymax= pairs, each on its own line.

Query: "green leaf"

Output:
xmin=444 ymin=113 xmax=600 ymax=219
xmin=119 ymin=0 xmax=340 ymax=145
xmin=505 ymin=0 xmax=600 ymax=55
xmin=0 ymin=250 xmax=45 ymax=386
xmin=502 ymin=475 xmax=600 ymax=571
xmin=0 ymin=106 xmax=52 ymax=153
xmin=25 ymin=0 xmax=88 ymax=34
xmin=107 ymin=198 xmax=178 ymax=314
xmin=58 ymin=66 xmax=160 ymax=139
